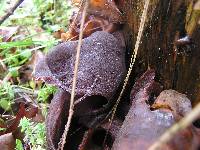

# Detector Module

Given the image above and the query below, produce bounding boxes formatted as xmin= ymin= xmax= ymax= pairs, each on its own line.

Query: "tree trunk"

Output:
xmin=119 ymin=0 xmax=200 ymax=105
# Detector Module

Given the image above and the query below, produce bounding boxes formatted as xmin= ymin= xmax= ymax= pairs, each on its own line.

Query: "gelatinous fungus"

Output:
xmin=112 ymin=70 xmax=199 ymax=150
xmin=45 ymin=90 xmax=70 ymax=149
xmin=34 ymin=31 xmax=126 ymax=149
xmin=35 ymin=31 xmax=126 ymax=102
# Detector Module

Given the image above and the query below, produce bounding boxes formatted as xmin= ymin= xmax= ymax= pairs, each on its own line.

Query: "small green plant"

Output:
xmin=0 ymin=82 xmax=15 ymax=111
xmin=15 ymin=139 xmax=23 ymax=150
xmin=32 ymin=0 xmax=72 ymax=31
xmin=37 ymin=84 xmax=57 ymax=117
xmin=0 ymin=127 xmax=6 ymax=132
xmin=19 ymin=117 xmax=46 ymax=150
xmin=37 ymin=84 xmax=57 ymax=103
xmin=0 ymin=1 xmax=72 ymax=149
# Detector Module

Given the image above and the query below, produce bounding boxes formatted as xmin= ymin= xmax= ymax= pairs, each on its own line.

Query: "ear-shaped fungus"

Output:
xmin=34 ymin=31 xmax=126 ymax=149
xmin=112 ymin=70 xmax=199 ymax=150
xmin=46 ymin=90 xmax=70 ymax=150
xmin=35 ymin=31 xmax=126 ymax=102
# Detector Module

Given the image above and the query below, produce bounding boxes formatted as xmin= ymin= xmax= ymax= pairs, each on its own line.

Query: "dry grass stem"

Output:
xmin=148 ymin=101 xmax=200 ymax=150
xmin=57 ymin=0 xmax=89 ymax=150
xmin=107 ymin=0 xmax=151 ymax=134
xmin=0 ymin=0 xmax=25 ymax=25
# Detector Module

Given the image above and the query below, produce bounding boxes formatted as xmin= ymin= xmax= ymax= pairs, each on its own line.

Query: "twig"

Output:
xmin=0 ymin=59 xmax=7 ymax=71
xmin=148 ymin=102 xmax=200 ymax=150
xmin=57 ymin=0 xmax=89 ymax=150
xmin=0 ymin=0 xmax=25 ymax=25
xmin=105 ymin=0 xmax=151 ymax=142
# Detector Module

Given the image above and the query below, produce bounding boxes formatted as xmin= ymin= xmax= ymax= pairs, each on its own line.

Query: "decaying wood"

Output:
xmin=122 ymin=0 xmax=200 ymax=105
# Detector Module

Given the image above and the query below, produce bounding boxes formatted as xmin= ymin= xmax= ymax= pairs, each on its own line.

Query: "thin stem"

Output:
xmin=0 ymin=0 xmax=25 ymax=25
xmin=103 ymin=0 xmax=151 ymax=146
xmin=148 ymin=102 xmax=200 ymax=150
xmin=57 ymin=1 xmax=88 ymax=150
xmin=108 ymin=0 xmax=151 ymax=134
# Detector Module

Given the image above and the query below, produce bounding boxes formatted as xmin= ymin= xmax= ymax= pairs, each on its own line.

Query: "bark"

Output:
xmin=120 ymin=0 xmax=200 ymax=105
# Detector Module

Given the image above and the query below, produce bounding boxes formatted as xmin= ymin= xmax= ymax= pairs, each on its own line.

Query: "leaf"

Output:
xmin=0 ymin=128 xmax=6 ymax=131
xmin=37 ymin=85 xmax=57 ymax=102
xmin=9 ymin=67 xmax=19 ymax=77
xmin=0 ymin=26 xmax=19 ymax=42
xmin=112 ymin=70 xmax=198 ymax=150
xmin=6 ymin=103 xmax=38 ymax=134
xmin=15 ymin=139 xmax=23 ymax=150
xmin=0 ymin=40 xmax=34 ymax=49
xmin=19 ymin=117 xmax=46 ymax=149
xmin=0 ymin=99 xmax=11 ymax=111
xmin=0 ymin=133 xmax=15 ymax=150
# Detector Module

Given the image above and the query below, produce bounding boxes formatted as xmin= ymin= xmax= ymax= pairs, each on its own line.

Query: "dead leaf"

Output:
xmin=0 ymin=26 xmax=19 ymax=42
xmin=0 ymin=133 xmax=15 ymax=150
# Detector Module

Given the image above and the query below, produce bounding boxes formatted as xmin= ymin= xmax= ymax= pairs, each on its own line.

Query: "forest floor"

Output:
xmin=0 ymin=0 xmax=72 ymax=149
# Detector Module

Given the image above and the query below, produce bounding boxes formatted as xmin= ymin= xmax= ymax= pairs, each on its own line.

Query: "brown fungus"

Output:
xmin=34 ymin=31 xmax=126 ymax=102
xmin=46 ymin=90 xmax=70 ymax=150
xmin=112 ymin=70 xmax=199 ymax=150
xmin=77 ymin=118 xmax=123 ymax=150
xmin=34 ymin=31 xmax=126 ymax=149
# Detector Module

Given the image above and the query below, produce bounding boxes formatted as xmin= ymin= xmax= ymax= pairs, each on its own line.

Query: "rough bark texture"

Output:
xmin=119 ymin=0 xmax=200 ymax=105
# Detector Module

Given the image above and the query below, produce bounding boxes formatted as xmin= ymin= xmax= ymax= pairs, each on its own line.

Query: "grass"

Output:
xmin=0 ymin=0 xmax=72 ymax=149
xmin=19 ymin=117 xmax=46 ymax=150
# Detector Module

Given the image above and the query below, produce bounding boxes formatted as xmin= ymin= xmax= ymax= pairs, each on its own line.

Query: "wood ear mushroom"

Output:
xmin=112 ymin=70 xmax=199 ymax=150
xmin=34 ymin=31 xmax=126 ymax=149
